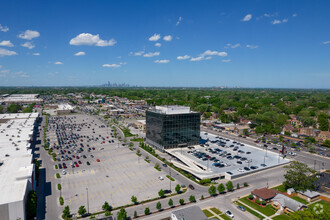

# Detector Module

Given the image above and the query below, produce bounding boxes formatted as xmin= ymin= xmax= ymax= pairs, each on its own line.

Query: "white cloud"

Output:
xmin=1 ymin=69 xmax=9 ymax=73
xmin=246 ymin=44 xmax=258 ymax=49
xmin=163 ymin=35 xmax=172 ymax=42
xmin=74 ymin=51 xmax=86 ymax=56
xmin=119 ymin=62 xmax=127 ymax=65
xmin=21 ymin=42 xmax=35 ymax=49
xmin=143 ymin=52 xmax=160 ymax=57
xmin=271 ymin=18 xmax=288 ymax=24
xmin=242 ymin=14 xmax=252 ymax=21
xmin=0 ymin=24 xmax=9 ymax=32
xmin=154 ymin=59 xmax=170 ymax=64
xmin=177 ymin=55 xmax=190 ymax=60
xmin=190 ymin=50 xmax=227 ymax=62
xmin=102 ymin=63 xmax=120 ymax=68
xmin=70 ymin=33 xmax=117 ymax=47
xmin=0 ymin=48 xmax=17 ymax=57
xmin=222 ymin=59 xmax=231 ymax=63
xmin=54 ymin=61 xmax=63 ymax=65
xmin=322 ymin=41 xmax=330 ymax=45
xmin=0 ymin=40 xmax=14 ymax=47
xmin=133 ymin=51 xmax=145 ymax=56
xmin=18 ymin=30 xmax=40 ymax=40
xmin=292 ymin=13 xmax=297 ymax=17
xmin=176 ymin=17 xmax=183 ymax=26
xmin=33 ymin=53 xmax=40 ymax=56
xmin=225 ymin=43 xmax=240 ymax=49
xmin=155 ymin=43 xmax=162 ymax=47
xmin=0 ymin=65 xmax=2 ymax=69
xmin=148 ymin=34 xmax=161 ymax=41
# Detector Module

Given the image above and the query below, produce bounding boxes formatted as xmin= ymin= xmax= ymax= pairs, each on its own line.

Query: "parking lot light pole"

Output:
xmin=86 ymin=187 xmax=89 ymax=214
xmin=169 ymin=158 xmax=172 ymax=194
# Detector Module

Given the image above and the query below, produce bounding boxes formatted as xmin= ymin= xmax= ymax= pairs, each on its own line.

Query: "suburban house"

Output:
xmin=316 ymin=131 xmax=330 ymax=142
xmin=233 ymin=125 xmax=250 ymax=135
xmin=299 ymin=127 xmax=320 ymax=137
xmin=281 ymin=124 xmax=295 ymax=134
xmin=288 ymin=115 xmax=302 ymax=127
xmin=297 ymin=190 xmax=320 ymax=202
xmin=251 ymin=188 xmax=279 ymax=203
xmin=271 ymin=194 xmax=307 ymax=213
xmin=171 ymin=206 xmax=207 ymax=220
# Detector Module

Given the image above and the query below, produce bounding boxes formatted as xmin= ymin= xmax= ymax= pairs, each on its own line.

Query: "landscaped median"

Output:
xmin=234 ymin=201 xmax=264 ymax=219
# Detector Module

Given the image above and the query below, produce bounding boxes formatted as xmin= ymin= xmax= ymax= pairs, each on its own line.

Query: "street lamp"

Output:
xmin=169 ymin=158 xmax=172 ymax=194
xmin=86 ymin=188 xmax=89 ymax=214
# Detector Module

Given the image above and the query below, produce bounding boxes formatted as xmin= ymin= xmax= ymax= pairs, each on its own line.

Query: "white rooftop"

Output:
xmin=0 ymin=113 xmax=38 ymax=205
xmin=155 ymin=105 xmax=191 ymax=114
xmin=57 ymin=104 xmax=74 ymax=111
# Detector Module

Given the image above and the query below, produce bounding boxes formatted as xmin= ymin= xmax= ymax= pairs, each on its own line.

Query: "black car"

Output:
xmin=237 ymin=206 xmax=246 ymax=211
xmin=250 ymin=166 xmax=258 ymax=170
xmin=189 ymin=184 xmax=195 ymax=190
xmin=237 ymin=161 xmax=242 ymax=164
xmin=244 ymin=167 xmax=250 ymax=171
xmin=86 ymin=161 xmax=90 ymax=165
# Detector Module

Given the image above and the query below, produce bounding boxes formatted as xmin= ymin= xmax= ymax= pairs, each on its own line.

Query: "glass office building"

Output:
xmin=146 ymin=106 xmax=200 ymax=151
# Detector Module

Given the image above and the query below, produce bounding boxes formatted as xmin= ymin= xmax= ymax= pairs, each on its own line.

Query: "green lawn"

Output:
xmin=308 ymin=200 xmax=330 ymax=212
xmin=271 ymin=185 xmax=286 ymax=193
xmin=272 ymin=214 xmax=291 ymax=220
xmin=210 ymin=207 xmax=222 ymax=215
xmin=220 ymin=214 xmax=233 ymax=220
xmin=130 ymin=138 xmax=144 ymax=142
xmin=235 ymin=201 xmax=264 ymax=219
xmin=291 ymin=196 xmax=309 ymax=205
xmin=239 ymin=197 xmax=276 ymax=216
xmin=203 ymin=209 xmax=213 ymax=218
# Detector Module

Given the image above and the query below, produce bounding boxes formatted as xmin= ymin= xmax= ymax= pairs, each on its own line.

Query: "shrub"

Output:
xmin=179 ymin=199 xmax=185 ymax=205
xmin=144 ymin=207 xmax=150 ymax=215
xmin=249 ymin=194 xmax=253 ymax=200
xmin=168 ymin=199 xmax=174 ymax=207
xmin=262 ymin=200 xmax=266 ymax=206
xmin=244 ymin=182 xmax=248 ymax=187
xmin=201 ymin=195 xmax=204 ymax=200
xmin=156 ymin=201 xmax=162 ymax=210
xmin=255 ymin=199 xmax=261 ymax=205
xmin=158 ymin=189 xmax=165 ymax=198
xmin=105 ymin=210 xmax=111 ymax=217
xmin=57 ymin=184 xmax=62 ymax=190
xmin=56 ymin=173 xmax=60 ymax=178
xmin=199 ymin=178 xmax=211 ymax=185
xmin=237 ymin=183 xmax=240 ymax=189
xmin=62 ymin=206 xmax=70 ymax=219
xmin=59 ymin=197 xmax=64 ymax=206
xmin=78 ymin=206 xmax=87 ymax=216
xmin=189 ymin=195 xmax=196 ymax=203
xmin=55 ymin=165 xmax=58 ymax=169
xmin=133 ymin=210 xmax=137 ymax=218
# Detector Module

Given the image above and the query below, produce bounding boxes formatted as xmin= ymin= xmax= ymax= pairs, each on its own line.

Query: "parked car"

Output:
xmin=237 ymin=206 xmax=246 ymax=211
xmin=189 ymin=184 xmax=195 ymax=190
xmin=225 ymin=210 xmax=234 ymax=218
xmin=158 ymin=176 xmax=164 ymax=180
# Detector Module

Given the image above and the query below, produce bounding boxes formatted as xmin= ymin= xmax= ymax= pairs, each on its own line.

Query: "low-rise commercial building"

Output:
xmin=1 ymin=94 xmax=43 ymax=104
xmin=0 ymin=113 xmax=39 ymax=220
xmin=56 ymin=104 xmax=74 ymax=115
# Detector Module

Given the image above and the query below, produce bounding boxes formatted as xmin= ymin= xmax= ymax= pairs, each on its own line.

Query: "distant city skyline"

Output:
xmin=0 ymin=0 xmax=330 ymax=88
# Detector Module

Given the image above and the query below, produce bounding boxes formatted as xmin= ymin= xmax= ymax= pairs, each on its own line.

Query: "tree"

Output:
xmin=175 ymin=184 xmax=181 ymax=193
xmin=237 ymin=183 xmax=240 ymax=189
xmin=158 ymin=189 xmax=165 ymax=198
xmin=144 ymin=207 xmax=150 ymax=215
xmin=291 ymin=207 xmax=329 ymax=220
xmin=217 ymin=183 xmax=225 ymax=194
xmin=131 ymin=195 xmax=138 ymax=204
xmin=7 ymin=104 xmax=21 ymax=113
xmin=189 ymin=195 xmax=196 ymax=202
xmin=117 ymin=208 xmax=127 ymax=220
xmin=283 ymin=161 xmax=316 ymax=191
xmin=62 ymin=206 xmax=70 ymax=219
xmin=208 ymin=185 xmax=217 ymax=196
xmin=102 ymin=201 xmax=111 ymax=211
xmin=26 ymin=190 xmax=37 ymax=219
xmin=179 ymin=198 xmax=185 ymax=205
xmin=78 ymin=206 xmax=86 ymax=216
xmin=226 ymin=181 xmax=234 ymax=191
xmin=318 ymin=113 xmax=329 ymax=131
xmin=156 ymin=201 xmax=162 ymax=211
xmin=134 ymin=210 xmax=137 ymax=218
xmin=323 ymin=140 xmax=330 ymax=148
xmin=168 ymin=198 xmax=174 ymax=207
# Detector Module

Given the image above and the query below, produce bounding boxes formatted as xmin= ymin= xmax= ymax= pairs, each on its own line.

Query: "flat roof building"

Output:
xmin=146 ymin=106 xmax=200 ymax=152
xmin=0 ymin=113 xmax=39 ymax=220
xmin=1 ymin=94 xmax=43 ymax=104
xmin=56 ymin=103 xmax=74 ymax=115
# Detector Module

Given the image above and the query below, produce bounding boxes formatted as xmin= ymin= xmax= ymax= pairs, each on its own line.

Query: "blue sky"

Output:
xmin=0 ymin=0 xmax=329 ymax=88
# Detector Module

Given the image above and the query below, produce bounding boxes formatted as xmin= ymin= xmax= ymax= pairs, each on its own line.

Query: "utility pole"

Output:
xmin=314 ymin=160 xmax=316 ymax=170
xmin=86 ymin=187 xmax=89 ymax=214
xmin=169 ymin=158 xmax=172 ymax=194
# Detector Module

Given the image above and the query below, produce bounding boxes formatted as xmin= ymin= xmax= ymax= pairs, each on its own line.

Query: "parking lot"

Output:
xmin=47 ymin=114 xmax=180 ymax=213
xmin=168 ymin=132 xmax=290 ymax=179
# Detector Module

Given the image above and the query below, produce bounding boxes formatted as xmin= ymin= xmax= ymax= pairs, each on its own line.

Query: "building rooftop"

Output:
xmin=252 ymin=188 xmax=279 ymax=200
xmin=153 ymin=105 xmax=192 ymax=115
xmin=1 ymin=94 xmax=43 ymax=103
xmin=272 ymin=194 xmax=307 ymax=211
xmin=57 ymin=104 xmax=74 ymax=111
xmin=172 ymin=205 xmax=207 ymax=220
xmin=0 ymin=113 xmax=38 ymax=205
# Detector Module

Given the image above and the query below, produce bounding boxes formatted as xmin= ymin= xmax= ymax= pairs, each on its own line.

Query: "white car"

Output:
xmin=288 ymin=152 xmax=296 ymax=156
xmin=237 ymin=168 xmax=244 ymax=172
xmin=62 ymin=170 xmax=67 ymax=175
xmin=225 ymin=210 xmax=234 ymax=218
xmin=158 ymin=176 xmax=164 ymax=180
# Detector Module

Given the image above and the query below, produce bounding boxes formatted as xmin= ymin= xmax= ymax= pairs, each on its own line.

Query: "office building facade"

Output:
xmin=146 ymin=106 xmax=200 ymax=151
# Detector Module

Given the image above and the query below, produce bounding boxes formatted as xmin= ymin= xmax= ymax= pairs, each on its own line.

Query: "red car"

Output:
xmin=75 ymin=163 xmax=79 ymax=167
xmin=103 ymin=141 xmax=105 ymax=143
xmin=92 ymin=147 xmax=95 ymax=150
xmin=254 ymin=141 xmax=259 ymax=143
xmin=96 ymin=159 xmax=100 ymax=162
xmin=106 ymin=136 xmax=109 ymax=139
xmin=78 ymin=161 xmax=82 ymax=164
xmin=76 ymin=156 xmax=80 ymax=159
xmin=72 ymin=155 xmax=76 ymax=158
